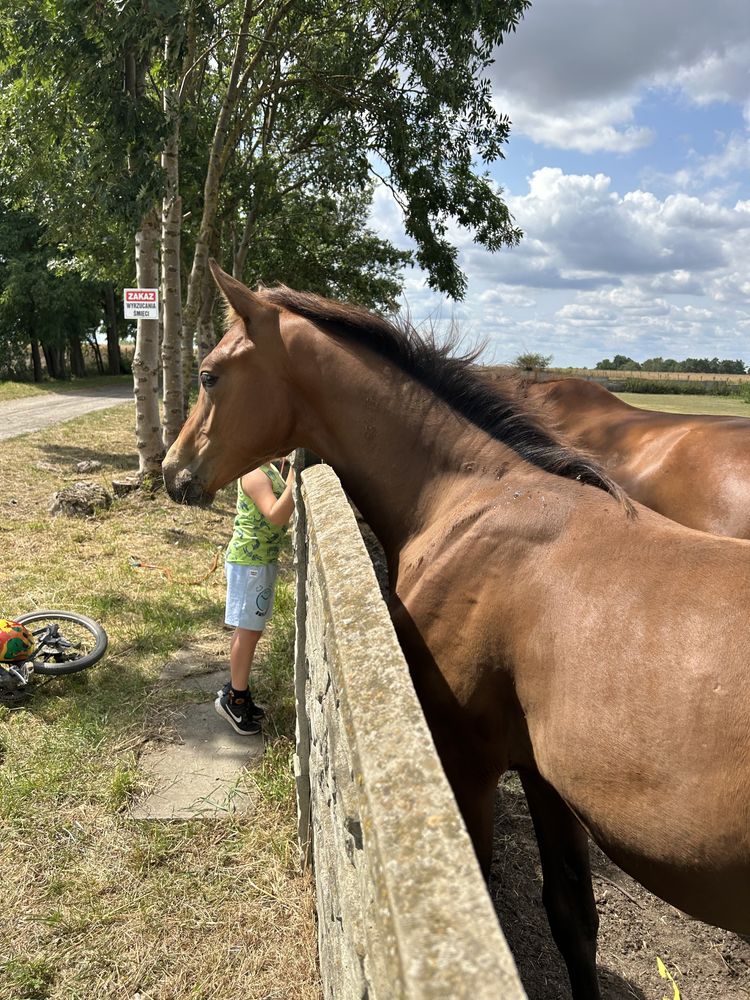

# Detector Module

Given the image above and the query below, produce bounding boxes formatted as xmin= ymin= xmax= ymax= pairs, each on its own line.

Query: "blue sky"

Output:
xmin=370 ymin=0 xmax=750 ymax=368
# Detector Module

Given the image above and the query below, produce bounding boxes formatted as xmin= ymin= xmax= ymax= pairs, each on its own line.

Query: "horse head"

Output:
xmin=162 ymin=262 xmax=297 ymax=505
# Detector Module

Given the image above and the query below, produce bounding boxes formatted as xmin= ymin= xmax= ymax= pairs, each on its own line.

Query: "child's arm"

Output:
xmin=241 ymin=466 xmax=295 ymax=526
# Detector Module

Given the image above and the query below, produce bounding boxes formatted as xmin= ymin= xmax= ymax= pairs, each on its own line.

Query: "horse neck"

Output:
xmin=287 ymin=335 xmax=522 ymax=555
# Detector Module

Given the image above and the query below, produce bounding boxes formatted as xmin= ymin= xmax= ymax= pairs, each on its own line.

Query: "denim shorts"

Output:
xmin=224 ymin=562 xmax=279 ymax=631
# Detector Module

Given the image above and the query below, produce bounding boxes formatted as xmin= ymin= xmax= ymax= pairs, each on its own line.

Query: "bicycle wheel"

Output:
xmin=15 ymin=610 xmax=108 ymax=676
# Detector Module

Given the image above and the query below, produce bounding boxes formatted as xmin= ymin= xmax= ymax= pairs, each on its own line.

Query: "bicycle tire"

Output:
xmin=16 ymin=610 xmax=108 ymax=676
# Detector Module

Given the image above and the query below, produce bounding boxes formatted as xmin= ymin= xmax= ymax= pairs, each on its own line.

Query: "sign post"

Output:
xmin=124 ymin=288 xmax=159 ymax=320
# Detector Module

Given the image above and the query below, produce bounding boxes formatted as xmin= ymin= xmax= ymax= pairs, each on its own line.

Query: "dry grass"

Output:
xmin=0 ymin=375 xmax=132 ymax=403
xmin=1 ymin=403 xmax=320 ymax=1000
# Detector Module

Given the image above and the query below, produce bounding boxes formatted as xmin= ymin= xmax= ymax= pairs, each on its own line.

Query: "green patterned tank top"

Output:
xmin=225 ymin=464 xmax=288 ymax=565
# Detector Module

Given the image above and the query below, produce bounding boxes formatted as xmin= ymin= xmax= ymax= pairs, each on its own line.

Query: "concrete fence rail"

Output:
xmin=293 ymin=463 xmax=526 ymax=1000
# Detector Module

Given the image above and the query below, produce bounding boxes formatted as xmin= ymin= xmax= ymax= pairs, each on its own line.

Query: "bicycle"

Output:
xmin=0 ymin=611 xmax=108 ymax=703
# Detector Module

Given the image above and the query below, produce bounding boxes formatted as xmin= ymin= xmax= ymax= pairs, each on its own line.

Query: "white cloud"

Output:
xmin=490 ymin=0 xmax=750 ymax=153
xmin=494 ymin=94 xmax=653 ymax=154
xmin=367 ymin=0 xmax=750 ymax=371
xmin=697 ymin=132 xmax=750 ymax=180
xmin=666 ymin=42 xmax=750 ymax=110
xmin=501 ymin=168 xmax=750 ymax=281
xmin=368 ymin=161 xmax=750 ymax=366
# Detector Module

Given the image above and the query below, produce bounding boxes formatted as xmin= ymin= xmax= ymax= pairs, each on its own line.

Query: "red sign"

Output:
xmin=123 ymin=287 xmax=159 ymax=319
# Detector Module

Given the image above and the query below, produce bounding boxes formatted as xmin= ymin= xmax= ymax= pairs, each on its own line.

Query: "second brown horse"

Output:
xmin=520 ymin=376 xmax=750 ymax=538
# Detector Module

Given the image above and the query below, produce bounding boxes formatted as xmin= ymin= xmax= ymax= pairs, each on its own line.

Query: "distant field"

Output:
xmin=556 ymin=367 xmax=750 ymax=384
xmin=615 ymin=392 xmax=750 ymax=417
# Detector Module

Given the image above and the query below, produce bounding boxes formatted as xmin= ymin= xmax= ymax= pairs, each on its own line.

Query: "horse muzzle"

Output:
xmin=163 ymin=466 xmax=215 ymax=507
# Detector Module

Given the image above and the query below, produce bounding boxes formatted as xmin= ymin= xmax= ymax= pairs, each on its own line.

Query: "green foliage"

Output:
xmin=595 ymin=354 xmax=640 ymax=370
xmin=0 ymin=955 xmax=55 ymax=999
xmin=513 ymin=351 xmax=553 ymax=370
xmin=0 ymin=203 xmax=103 ymax=379
xmin=243 ymin=186 xmax=411 ymax=310
xmin=0 ymin=0 xmax=170 ymax=235
xmin=597 ymin=355 xmax=746 ymax=374
xmin=2 ymin=0 xmax=530 ymax=310
xmin=621 ymin=378 xmax=748 ymax=398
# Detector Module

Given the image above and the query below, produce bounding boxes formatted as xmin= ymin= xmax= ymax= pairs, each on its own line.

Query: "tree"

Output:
xmin=594 ymin=355 xmax=746 ymax=374
xmin=595 ymin=355 xmax=639 ymax=370
xmin=1 ymin=0 xmax=531 ymax=476
xmin=640 ymin=357 xmax=664 ymax=372
xmin=0 ymin=203 xmax=102 ymax=381
xmin=178 ymin=0 xmax=530 ymax=373
xmin=513 ymin=351 xmax=553 ymax=371
xmin=612 ymin=355 xmax=639 ymax=370
xmin=241 ymin=186 xmax=410 ymax=309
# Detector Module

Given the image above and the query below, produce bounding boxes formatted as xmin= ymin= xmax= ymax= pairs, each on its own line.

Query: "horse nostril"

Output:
xmin=166 ymin=469 xmax=194 ymax=503
xmin=165 ymin=468 xmax=213 ymax=507
xmin=173 ymin=469 xmax=193 ymax=495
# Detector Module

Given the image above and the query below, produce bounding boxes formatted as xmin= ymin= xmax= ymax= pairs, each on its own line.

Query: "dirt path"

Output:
xmin=0 ymin=383 xmax=132 ymax=441
xmin=492 ymin=775 xmax=750 ymax=1000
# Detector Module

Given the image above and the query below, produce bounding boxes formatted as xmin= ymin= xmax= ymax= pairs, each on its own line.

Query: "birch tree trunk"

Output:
xmin=233 ymin=202 xmax=259 ymax=279
xmin=160 ymin=32 xmax=184 ymax=449
xmin=196 ymin=269 xmax=218 ymax=369
xmin=132 ymin=209 xmax=164 ymax=478
xmin=182 ymin=0 xmax=263 ymax=355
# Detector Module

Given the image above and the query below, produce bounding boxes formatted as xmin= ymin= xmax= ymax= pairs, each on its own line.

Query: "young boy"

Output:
xmin=214 ymin=459 xmax=295 ymax=735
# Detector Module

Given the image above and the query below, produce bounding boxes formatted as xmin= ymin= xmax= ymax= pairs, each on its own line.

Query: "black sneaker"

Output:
xmin=214 ymin=692 xmax=262 ymax=736
xmin=216 ymin=682 xmax=265 ymax=721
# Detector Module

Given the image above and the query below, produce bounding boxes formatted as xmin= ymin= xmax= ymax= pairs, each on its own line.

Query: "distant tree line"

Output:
xmin=594 ymin=355 xmax=746 ymax=375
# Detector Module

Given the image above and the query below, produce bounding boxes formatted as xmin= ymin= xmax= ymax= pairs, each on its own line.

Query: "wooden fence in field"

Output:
xmin=292 ymin=463 xmax=527 ymax=1000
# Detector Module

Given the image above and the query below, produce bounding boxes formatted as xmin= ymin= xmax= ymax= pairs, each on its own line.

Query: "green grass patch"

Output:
xmin=619 ymin=376 xmax=750 ymax=400
xmin=0 ymin=956 xmax=55 ymax=999
xmin=615 ymin=392 xmax=750 ymax=417
xmin=0 ymin=374 xmax=131 ymax=402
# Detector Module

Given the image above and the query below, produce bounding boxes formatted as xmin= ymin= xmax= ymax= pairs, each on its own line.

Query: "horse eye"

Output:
xmin=200 ymin=371 xmax=218 ymax=388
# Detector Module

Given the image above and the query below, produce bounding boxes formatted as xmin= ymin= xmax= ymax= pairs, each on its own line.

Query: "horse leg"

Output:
xmin=430 ymin=734 xmax=498 ymax=878
xmin=451 ymin=770 xmax=498 ymax=879
xmin=519 ymin=769 xmax=601 ymax=1000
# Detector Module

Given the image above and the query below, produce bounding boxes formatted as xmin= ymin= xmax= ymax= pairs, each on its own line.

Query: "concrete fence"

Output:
xmin=292 ymin=463 xmax=526 ymax=1000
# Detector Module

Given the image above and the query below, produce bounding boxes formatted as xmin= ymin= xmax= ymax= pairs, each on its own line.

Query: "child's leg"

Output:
xmin=230 ymin=626 xmax=263 ymax=691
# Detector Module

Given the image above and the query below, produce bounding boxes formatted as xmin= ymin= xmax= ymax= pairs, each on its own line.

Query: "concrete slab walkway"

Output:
xmin=131 ymin=637 xmax=264 ymax=820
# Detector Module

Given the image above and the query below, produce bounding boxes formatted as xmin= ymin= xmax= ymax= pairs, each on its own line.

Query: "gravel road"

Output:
xmin=0 ymin=383 xmax=133 ymax=441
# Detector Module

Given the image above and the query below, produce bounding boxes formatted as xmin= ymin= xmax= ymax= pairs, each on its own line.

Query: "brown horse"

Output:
xmin=519 ymin=376 xmax=750 ymax=538
xmin=163 ymin=264 xmax=750 ymax=1000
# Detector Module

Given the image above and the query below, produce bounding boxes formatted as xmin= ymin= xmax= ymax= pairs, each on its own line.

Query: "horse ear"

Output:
xmin=208 ymin=259 xmax=273 ymax=333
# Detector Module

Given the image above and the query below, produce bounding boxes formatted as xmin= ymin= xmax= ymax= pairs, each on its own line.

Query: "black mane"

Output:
xmin=258 ymin=286 xmax=629 ymax=503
